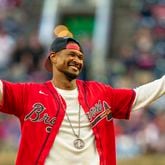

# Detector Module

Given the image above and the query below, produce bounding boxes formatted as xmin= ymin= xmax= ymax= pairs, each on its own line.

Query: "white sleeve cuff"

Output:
xmin=133 ymin=75 xmax=165 ymax=111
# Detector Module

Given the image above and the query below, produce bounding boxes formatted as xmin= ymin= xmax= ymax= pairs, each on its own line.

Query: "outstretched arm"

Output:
xmin=132 ymin=75 xmax=165 ymax=111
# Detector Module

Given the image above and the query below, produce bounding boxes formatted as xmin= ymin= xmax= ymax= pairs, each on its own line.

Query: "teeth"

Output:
xmin=70 ymin=65 xmax=79 ymax=70
xmin=68 ymin=62 xmax=80 ymax=70
xmin=69 ymin=64 xmax=79 ymax=68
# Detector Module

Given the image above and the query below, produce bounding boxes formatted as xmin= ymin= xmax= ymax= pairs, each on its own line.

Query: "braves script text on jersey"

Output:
xmin=0 ymin=79 xmax=135 ymax=165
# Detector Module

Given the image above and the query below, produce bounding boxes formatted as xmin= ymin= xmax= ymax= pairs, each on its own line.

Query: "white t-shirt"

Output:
xmin=45 ymin=87 xmax=100 ymax=165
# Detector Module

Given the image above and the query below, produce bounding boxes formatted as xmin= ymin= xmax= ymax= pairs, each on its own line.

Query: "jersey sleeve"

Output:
xmin=0 ymin=80 xmax=27 ymax=117
xmin=110 ymin=88 xmax=136 ymax=119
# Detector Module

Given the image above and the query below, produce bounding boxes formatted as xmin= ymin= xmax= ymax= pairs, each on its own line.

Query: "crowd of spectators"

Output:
xmin=0 ymin=0 xmax=164 ymax=160
xmin=0 ymin=0 xmax=50 ymax=153
xmin=108 ymin=0 xmax=165 ymax=158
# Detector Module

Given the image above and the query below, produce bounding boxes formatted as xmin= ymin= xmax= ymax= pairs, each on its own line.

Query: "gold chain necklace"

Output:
xmin=65 ymin=104 xmax=85 ymax=149
xmin=55 ymin=86 xmax=85 ymax=150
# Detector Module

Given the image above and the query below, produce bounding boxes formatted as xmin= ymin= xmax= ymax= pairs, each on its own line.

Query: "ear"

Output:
xmin=49 ymin=52 xmax=57 ymax=64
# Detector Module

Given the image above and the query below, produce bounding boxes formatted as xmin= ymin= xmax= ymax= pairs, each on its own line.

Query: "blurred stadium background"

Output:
xmin=0 ymin=0 xmax=165 ymax=164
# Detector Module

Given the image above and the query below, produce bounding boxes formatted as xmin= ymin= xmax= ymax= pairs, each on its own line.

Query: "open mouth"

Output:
xmin=69 ymin=65 xmax=80 ymax=71
xmin=68 ymin=62 xmax=81 ymax=71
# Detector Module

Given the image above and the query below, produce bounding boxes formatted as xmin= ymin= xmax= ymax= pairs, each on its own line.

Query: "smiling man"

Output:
xmin=45 ymin=37 xmax=84 ymax=84
xmin=0 ymin=37 xmax=164 ymax=165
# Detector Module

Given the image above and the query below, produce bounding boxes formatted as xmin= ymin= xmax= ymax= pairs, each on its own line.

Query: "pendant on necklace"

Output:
xmin=74 ymin=138 xmax=85 ymax=149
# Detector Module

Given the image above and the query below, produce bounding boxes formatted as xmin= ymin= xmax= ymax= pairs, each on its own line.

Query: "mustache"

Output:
xmin=68 ymin=61 xmax=82 ymax=70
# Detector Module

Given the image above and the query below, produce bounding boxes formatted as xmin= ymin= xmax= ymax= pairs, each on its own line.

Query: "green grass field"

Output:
xmin=118 ymin=154 xmax=165 ymax=165
xmin=0 ymin=152 xmax=165 ymax=165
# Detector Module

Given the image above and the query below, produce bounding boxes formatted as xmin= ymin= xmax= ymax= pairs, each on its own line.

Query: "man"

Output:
xmin=0 ymin=37 xmax=164 ymax=165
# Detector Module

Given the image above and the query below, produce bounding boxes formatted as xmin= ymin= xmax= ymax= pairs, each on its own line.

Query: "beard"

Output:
xmin=63 ymin=70 xmax=80 ymax=81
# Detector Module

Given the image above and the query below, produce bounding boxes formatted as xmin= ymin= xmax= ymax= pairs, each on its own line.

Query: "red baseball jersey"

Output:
xmin=0 ymin=79 xmax=135 ymax=165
